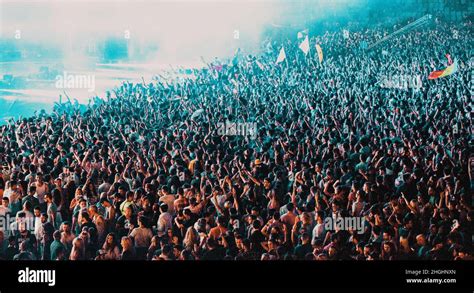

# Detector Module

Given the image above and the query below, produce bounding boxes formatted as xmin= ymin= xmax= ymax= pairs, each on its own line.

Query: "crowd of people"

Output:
xmin=0 ymin=17 xmax=472 ymax=261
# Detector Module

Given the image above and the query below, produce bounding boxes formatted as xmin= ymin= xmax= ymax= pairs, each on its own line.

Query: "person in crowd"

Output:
xmin=96 ymin=233 xmax=121 ymax=260
xmin=120 ymin=236 xmax=136 ymax=260
xmin=13 ymin=240 xmax=36 ymax=260
xmin=70 ymin=237 xmax=85 ymax=260
xmin=129 ymin=216 xmax=153 ymax=259
xmin=50 ymin=230 xmax=66 ymax=260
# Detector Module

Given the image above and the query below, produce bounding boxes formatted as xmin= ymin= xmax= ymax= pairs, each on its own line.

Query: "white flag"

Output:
xmin=276 ymin=47 xmax=286 ymax=64
xmin=299 ymin=35 xmax=309 ymax=55
xmin=297 ymin=29 xmax=308 ymax=40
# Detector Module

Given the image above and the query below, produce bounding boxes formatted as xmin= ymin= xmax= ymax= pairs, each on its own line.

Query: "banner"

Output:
xmin=428 ymin=58 xmax=458 ymax=80
xmin=299 ymin=35 xmax=310 ymax=55
xmin=276 ymin=47 xmax=286 ymax=64
xmin=297 ymin=29 xmax=308 ymax=40
xmin=316 ymin=44 xmax=323 ymax=63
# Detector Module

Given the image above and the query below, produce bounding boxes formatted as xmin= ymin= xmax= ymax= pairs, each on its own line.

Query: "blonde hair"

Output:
xmin=183 ymin=226 xmax=199 ymax=250
xmin=121 ymin=236 xmax=133 ymax=251
xmin=70 ymin=237 xmax=85 ymax=260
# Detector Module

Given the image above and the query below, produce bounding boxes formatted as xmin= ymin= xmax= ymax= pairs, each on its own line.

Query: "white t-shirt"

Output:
xmin=210 ymin=194 xmax=226 ymax=211
xmin=312 ymin=223 xmax=326 ymax=245
xmin=159 ymin=194 xmax=176 ymax=215
xmin=157 ymin=212 xmax=173 ymax=237
xmin=352 ymin=201 xmax=365 ymax=217
xmin=0 ymin=205 xmax=11 ymax=216
xmin=4 ymin=189 xmax=20 ymax=203
xmin=17 ymin=210 xmax=34 ymax=220
xmin=98 ymin=182 xmax=111 ymax=194
xmin=34 ymin=217 xmax=43 ymax=239
xmin=0 ymin=205 xmax=11 ymax=232
xmin=130 ymin=227 xmax=153 ymax=248
xmin=35 ymin=183 xmax=48 ymax=204
xmin=47 ymin=202 xmax=62 ymax=228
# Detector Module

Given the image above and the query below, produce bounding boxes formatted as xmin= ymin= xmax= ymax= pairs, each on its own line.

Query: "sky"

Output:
xmin=0 ymin=0 xmax=360 ymax=121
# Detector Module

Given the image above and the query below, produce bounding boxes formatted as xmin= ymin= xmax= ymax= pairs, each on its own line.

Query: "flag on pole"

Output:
xmin=299 ymin=35 xmax=310 ymax=55
xmin=315 ymin=44 xmax=323 ymax=63
xmin=297 ymin=29 xmax=308 ymax=40
xmin=428 ymin=58 xmax=458 ymax=80
xmin=276 ymin=47 xmax=286 ymax=64
xmin=255 ymin=60 xmax=265 ymax=70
